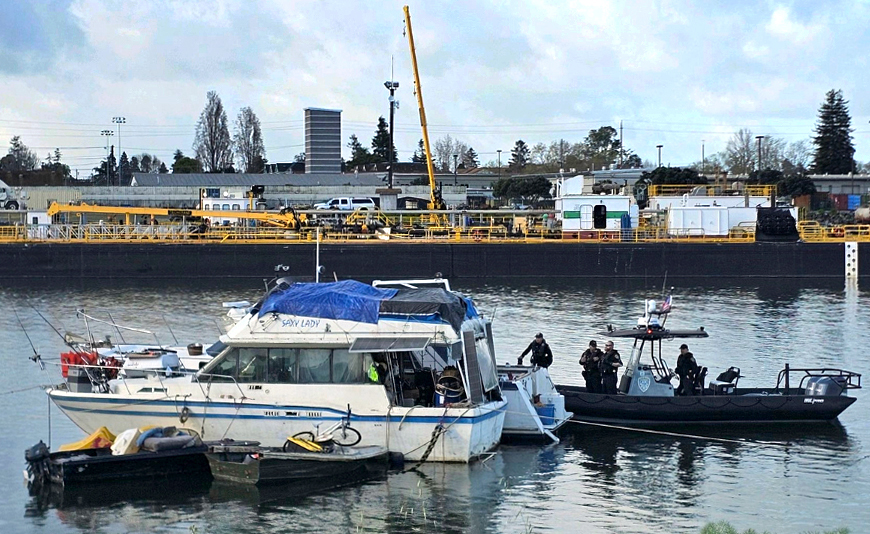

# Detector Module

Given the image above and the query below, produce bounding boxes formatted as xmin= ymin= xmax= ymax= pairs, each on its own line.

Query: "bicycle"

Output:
xmin=287 ymin=404 xmax=362 ymax=448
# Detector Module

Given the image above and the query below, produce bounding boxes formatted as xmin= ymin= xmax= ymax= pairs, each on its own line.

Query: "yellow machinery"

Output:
xmin=46 ymin=202 xmax=305 ymax=229
xmin=403 ymin=6 xmax=446 ymax=220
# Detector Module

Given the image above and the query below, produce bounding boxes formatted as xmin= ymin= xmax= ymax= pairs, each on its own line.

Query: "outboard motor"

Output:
xmin=805 ymin=376 xmax=847 ymax=396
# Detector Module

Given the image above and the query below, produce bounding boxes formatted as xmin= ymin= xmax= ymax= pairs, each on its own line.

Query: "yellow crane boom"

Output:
xmin=403 ymin=5 xmax=445 ymax=211
xmin=46 ymin=202 xmax=303 ymax=228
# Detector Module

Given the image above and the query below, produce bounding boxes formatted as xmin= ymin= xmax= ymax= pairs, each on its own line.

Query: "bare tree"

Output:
xmin=724 ymin=128 xmax=756 ymax=174
xmin=760 ymin=137 xmax=787 ymax=170
xmin=433 ymin=135 xmax=470 ymax=172
xmin=193 ymin=91 xmax=233 ymax=172
xmin=784 ymin=139 xmax=812 ymax=170
xmin=234 ymin=107 xmax=266 ymax=173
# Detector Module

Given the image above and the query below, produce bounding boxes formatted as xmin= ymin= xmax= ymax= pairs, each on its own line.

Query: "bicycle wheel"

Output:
xmin=331 ymin=426 xmax=361 ymax=447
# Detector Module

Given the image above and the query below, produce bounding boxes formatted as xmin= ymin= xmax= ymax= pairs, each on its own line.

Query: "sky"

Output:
xmin=2 ymin=0 xmax=870 ymax=176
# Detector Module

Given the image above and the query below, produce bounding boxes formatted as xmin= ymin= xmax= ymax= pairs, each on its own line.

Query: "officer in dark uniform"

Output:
xmin=675 ymin=343 xmax=699 ymax=396
xmin=600 ymin=341 xmax=622 ymax=394
xmin=579 ymin=340 xmax=603 ymax=393
xmin=518 ymin=333 xmax=554 ymax=368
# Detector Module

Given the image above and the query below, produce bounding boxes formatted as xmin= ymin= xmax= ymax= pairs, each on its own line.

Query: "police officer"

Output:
xmin=518 ymin=333 xmax=554 ymax=368
xmin=675 ymin=344 xmax=699 ymax=396
xmin=600 ymin=341 xmax=622 ymax=394
xmin=579 ymin=340 xmax=603 ymax=393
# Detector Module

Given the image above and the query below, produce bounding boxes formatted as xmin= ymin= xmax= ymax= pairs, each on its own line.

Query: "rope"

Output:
xmin=0 ymin=384 xmax=46 ymax=396
xmin=562 ymin=419 xmax=789 ymax=448
xmin=405 ymin=423 xmax=446 ymax=472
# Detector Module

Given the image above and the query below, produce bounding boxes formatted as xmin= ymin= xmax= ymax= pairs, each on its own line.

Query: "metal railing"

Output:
xmin=648 ymin=184 xmax=776 ymax=197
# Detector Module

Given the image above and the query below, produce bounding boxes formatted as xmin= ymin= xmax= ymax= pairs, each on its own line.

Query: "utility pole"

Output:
xmin=755 ymin=135 xmax=764 ymax=176
xmin=619 ymin=120 xmax=623 ymax=168
xmin=112 ymin=117 xmax=125 ymax=186
xmin=101 ymin=130 xmax=114 ymax=184
xmin=656 ymin=145 xmax=663 ymax=168
xmin=497 ymin=149 xmax=502 ymax=180
xmin=453 ymin=153 xmax=458 ymax=186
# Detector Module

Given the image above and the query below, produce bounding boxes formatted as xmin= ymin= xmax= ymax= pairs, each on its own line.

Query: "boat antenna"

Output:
xmin=13 ymin=305 xmax=42 ymax=370
xmin=661 ymin=271 xmax=668 ymax=298
xmin=162 ymin=314 xmax=179 ymax=345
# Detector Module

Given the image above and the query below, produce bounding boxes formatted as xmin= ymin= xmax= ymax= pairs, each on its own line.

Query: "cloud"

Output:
xmin=0 ymin=0 xmax=869 ymax=169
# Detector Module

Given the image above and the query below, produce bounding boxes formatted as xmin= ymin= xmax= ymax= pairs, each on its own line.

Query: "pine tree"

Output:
xmin=464 ymin=147 xmax=479 ymax=168
xmin=119 ymin=152 xmax=130 ymax=185
xmin=811 ymin=89 xmax=855 ymax=174
xmin=347 ymin=134 xmax=374 ymax=169
xmin=509 ymin=140 xmax=530 ymax=170
xmin=411 ymin=139 xmax=426 ymax=163
xmin=371 ymin=116 xmax=396 ymax=162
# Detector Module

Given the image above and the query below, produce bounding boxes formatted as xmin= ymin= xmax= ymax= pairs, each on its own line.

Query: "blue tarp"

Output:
xmin=258 ymin=280 xmax=398 ymax=324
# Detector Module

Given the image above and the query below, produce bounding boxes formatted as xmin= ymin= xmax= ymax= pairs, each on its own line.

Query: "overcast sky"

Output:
xmin=2 ymin=0 xmax=869 ymax=175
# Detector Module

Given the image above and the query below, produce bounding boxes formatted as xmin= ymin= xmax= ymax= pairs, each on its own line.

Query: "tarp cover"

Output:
xmin=379 ymin=288 xmax=468 ymax=332
xmin=258 ymin=280 xmax=398 ymax=324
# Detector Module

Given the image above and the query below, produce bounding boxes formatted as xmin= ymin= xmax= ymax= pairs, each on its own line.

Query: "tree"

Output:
xmin=433 ymin=135 xmax=461 ymax=171
xmin=171 ymin=150 xmax=202 ymax=173
xmin=621 ymin=153 xmax=643 ymax=168
xmin=2 ymin=136 xmax=40 ymax=172
xmin=411 ymin=139 xmax=426 ymax=163
xmin=233 ymin=106 xmax=266 ymax=173
xmin=748 ymin=169 xmax=784 ymax=185
xmin=118 ymin=152 xmax=131 ymax=185
xmin=129 ymin=156 xmax=141 ymax=174
xmin=509 ymin=140 xmax=530 ymax=170
xmin=40 ymin=148 xmax=71 ymax=179
xmin=158 ymin=162 xmax=169 ymax=174
xmin=371 ymin=116 xmax=395 ymax=162
xmin=464 ymin=147 xmax=479 ymax=168
xmin=493 ymin=176 xmax=552 ymax=204
xmin=92 ymin=146 xmax=117 ymax=185
xmin=193 ymin=91 xmax=233 ymax=172
xmin=811 ymin=89 xmax=855 ymax=174
xmin=346 ymin=134 xmax=375 ymax=169
xmin=581 ymin=126 xmax=621 ymax=170
xmin=640 ymin=166 xmax=707 ymax=185
xmin=778 ymin=175 xmax=817 ymax=197
xmin=724 ymin=128 xmax=756 ymax=174
xmin=784 ymin=140 xmax=812 ymax=171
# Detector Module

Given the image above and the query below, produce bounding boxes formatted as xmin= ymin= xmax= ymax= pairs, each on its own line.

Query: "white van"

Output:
xmin=313 ymin=197 xmax=376 ymax=210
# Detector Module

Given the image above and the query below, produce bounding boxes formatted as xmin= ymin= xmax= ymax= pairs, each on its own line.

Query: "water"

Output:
xmin=1 ymin=279 xmax=869 ymax=534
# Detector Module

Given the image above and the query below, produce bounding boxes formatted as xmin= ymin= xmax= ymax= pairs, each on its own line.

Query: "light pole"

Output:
xmin=112 ymin=117 xmax=125 ymax=186
xmin=383 ymin=81 xmax=398 ymax=188
xmin=701 ymin=139 xmax=705 ymax=175
xmin=101 ymin=130 xmax=114 ymax=184
xmin=497 ymin=149 xmax=502 ymax=179
xmin=755 ymin=135 xmax=764 ymax=177
xmin=656 ymin=145 xmax=663 ymax=168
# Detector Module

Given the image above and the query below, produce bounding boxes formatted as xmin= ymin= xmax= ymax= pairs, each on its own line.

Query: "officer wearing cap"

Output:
xmin=675 ymin=343 xmax=699 ymax=396
xmin=579 ymin=340 xmax=603 ymax=393
xmin=600 ymin=341 xmax=622 ymax=394
xmin=518 ymin=333 xmax=554 ymax=368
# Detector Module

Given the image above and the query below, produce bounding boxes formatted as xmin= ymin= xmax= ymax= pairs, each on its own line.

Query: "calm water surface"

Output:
xmin=1 ymin=279 xmax=868 ymax=534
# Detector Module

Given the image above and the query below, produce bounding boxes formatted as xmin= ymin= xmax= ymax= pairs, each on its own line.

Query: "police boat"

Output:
xmin=556 ymin=297 xmax=861 ymax=425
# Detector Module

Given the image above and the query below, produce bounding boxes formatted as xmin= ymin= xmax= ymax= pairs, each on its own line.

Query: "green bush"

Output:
xmin=700 ymin=522 xmax=848 ymax=534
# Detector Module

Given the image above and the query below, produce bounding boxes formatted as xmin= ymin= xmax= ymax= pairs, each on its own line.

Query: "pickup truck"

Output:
xmin=313 ymin=197 xmax=376 ymax=210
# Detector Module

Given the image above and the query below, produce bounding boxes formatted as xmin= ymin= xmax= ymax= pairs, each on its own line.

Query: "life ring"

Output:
xmin=832 ymin=227 xmax=845 ymax=238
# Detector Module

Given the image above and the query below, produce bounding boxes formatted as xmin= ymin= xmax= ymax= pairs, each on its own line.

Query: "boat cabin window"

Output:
xmin=205 ymin=347 xmax=372 ymax=384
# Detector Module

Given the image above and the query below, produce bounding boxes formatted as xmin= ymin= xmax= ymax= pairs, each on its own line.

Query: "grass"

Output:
xmin=701 ymin=522 xmax=849 ymax=534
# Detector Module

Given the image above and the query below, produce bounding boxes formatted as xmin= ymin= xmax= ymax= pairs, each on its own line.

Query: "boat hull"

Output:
xmin=48 ymin=388 xmax=506 ymax=463
xmin=206 ymin=445 xmax=388 ymax=485
xmin=557 ymin=385 xmax=857 ymax=424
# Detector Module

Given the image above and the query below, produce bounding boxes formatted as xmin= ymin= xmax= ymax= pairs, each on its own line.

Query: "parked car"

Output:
xmin=313 ymin=197 xmax=376 ymax=211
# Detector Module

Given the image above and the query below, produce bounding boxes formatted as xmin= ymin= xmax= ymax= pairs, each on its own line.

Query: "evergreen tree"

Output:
xmin=411 ymin=139 xmax=426 ymax=163
xmin=811 ymin=89 xmax=855 ymax=174
xmin=371 ymin=116 xmax=396 ymax=162
xmin=509 ymin=140 xmax=530 ymax=170
xmin=464 ymin=147 xmax=479 ymax=168
xmin=129 ymin=156 xmax=141 ymax=173
xmin=347 ymin=134 xmax=375 ymax=168
xmin=119 ymin=152 xmax=131 ymax=185
xmin=158 ymin=162 xmax=169 ymax=174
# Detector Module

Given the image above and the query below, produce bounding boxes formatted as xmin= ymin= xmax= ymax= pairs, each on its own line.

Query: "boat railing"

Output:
xmin=774 ymin=365 xmax=862 ymax=392
xmin=194 ymin=371 xmax=249 ymax=401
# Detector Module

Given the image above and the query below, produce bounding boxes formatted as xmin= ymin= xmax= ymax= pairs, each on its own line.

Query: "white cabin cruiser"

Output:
xmin=48 ymin=279 xmax=506 ymax=463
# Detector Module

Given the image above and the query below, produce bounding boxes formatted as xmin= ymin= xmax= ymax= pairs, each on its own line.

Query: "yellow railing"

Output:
xmin=4 ymin=221 xmax=870 ymax=244
xmin=798 ymin=221 xmax=870 ymax=242
xmin=649 ymin=184 xmax=776 ymax=197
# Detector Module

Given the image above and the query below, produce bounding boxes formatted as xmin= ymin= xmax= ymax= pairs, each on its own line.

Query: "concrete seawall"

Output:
xmin=0 ymin=242 xmax=863 ymax=281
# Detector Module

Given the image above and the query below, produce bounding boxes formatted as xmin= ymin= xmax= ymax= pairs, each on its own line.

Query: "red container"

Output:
xmin=60 ymin=351 xmax=98 ymax=378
